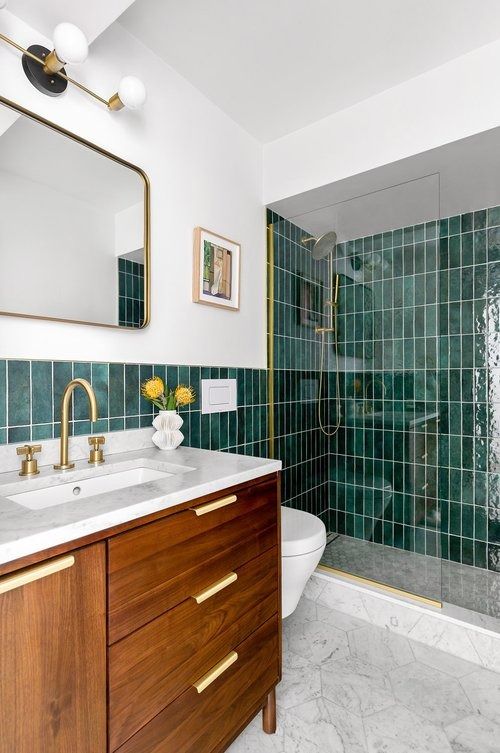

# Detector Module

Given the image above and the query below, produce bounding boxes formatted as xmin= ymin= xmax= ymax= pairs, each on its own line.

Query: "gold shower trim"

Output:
xmin=0 ymin=95 xmax=151 ymax=330
xmin=317 ymin=564 xmax=442 ymax=608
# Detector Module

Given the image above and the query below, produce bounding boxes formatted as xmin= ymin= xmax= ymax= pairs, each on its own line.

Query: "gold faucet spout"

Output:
xmin=54 ymin=378 xmax=98 ymax=471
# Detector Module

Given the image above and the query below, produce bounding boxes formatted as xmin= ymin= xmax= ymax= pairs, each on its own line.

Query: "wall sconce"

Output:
xmin=0 ymin=3 xmax=146 ymax=111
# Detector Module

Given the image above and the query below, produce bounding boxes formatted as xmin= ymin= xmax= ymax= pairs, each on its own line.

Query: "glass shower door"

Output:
xmin=319 ymin=175 xmax=441 ymax=603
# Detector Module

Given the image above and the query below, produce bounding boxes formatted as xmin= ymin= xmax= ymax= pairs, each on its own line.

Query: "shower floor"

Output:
xmin=320 ymin=534 xmax=500 ymax=623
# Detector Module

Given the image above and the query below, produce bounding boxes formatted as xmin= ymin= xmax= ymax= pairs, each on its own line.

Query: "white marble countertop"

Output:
xmin=0 ymin=446 xmax=281 ymax=566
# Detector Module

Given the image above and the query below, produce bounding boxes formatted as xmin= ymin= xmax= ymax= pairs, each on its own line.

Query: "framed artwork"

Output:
xmin=193 ymin=227 xmax=240 ymax=310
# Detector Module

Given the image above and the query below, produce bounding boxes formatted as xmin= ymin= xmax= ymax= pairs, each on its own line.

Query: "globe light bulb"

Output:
xmin=117 ymin=76 xmax=147 ymax=109
xmin=53 ymin=22 xmax=88 ymax=65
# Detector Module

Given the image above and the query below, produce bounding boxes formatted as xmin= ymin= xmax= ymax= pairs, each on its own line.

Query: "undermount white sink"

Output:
xmin=7 ymin=466 xmax=173 ymax=510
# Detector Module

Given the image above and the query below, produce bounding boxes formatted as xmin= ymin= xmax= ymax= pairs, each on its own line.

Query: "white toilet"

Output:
xmin=281 ymin=507 xmax=327 ymax=618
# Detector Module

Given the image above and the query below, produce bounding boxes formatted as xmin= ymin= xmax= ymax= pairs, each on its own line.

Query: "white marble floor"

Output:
xmin=227 ymin=588 xmax=500 ymax=753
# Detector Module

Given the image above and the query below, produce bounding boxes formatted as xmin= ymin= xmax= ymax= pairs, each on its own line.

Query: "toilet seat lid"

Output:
xmin=281 ymin=507 xmax=326 ymax=557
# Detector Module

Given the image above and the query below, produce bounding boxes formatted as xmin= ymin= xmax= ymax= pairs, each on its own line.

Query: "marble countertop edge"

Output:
xmin=0 ymin=447 xmax=281 ymax=567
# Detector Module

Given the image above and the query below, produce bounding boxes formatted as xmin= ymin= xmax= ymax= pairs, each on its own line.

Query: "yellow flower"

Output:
xmin=175 ymin=385 xmax=196 ymax=406
xmin=141 ymin=376 xmax=165 ymax=401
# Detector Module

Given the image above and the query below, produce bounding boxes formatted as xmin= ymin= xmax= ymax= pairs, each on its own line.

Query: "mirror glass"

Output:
xmin=0 ymin=100 xmax=148 ymax=328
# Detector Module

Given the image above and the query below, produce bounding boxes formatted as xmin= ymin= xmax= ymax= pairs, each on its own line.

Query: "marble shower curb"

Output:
xmin=308 ymin=569 xmax=500 ymax=674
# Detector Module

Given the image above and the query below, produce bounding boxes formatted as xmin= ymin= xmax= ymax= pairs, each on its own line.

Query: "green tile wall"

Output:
xmin=268 ymin=211 xmax=330 ymax=519
xmin=330 ymin=222 xmax=440 ymax=562
xmin=0 ymin=361 xmax=268 ymax=456
xmin=118 ymin=258 xmax=145 ymax=328
xmin=328 ymin=206 xmax=500 ymax=573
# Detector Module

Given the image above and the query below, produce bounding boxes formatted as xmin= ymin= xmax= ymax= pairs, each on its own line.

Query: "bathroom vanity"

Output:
xmin=0 ymin=447 xmax=281 ymax=753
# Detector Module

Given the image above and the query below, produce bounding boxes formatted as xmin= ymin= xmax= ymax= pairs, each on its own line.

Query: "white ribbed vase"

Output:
xmin=152 ymin=410 xmax=184 ymax=450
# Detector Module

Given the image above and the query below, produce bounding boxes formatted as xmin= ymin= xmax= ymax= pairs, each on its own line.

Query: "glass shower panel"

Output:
xmin=303 ymin=174 xmax=441 ymax=603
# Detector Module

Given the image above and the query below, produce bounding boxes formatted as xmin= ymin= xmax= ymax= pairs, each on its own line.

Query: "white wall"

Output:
xmin=115 ymin=202 xmax=143 ymax=257
xmin=0 ymin=171 xmax=117 ymax=323
xmin=0 ymin=12 xmax=266 ymax=367
xmin=263 ymin=39 xmax=500 ymax=205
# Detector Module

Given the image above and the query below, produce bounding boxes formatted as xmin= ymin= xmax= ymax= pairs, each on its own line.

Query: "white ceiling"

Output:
xmin=270 ymin=124 xmax=500 ymax=240
xmin=120 ymin=0 xmax=500 ymax=142
xmin=7 ymin=0 xmax=136 ymax=43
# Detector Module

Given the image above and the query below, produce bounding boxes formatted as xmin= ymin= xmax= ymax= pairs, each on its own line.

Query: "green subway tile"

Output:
xmin=31 ymin=361 xmax=52 ymax=424
xmin=125 ymin=364 xmax=139 ymax=416
xmin=73 ymin=362 xmax=92 ymax=420
xmin=139 ymin=364 xmax=153 ymax=414
xmin=8 ymin=360 xmax=30 ymax=426
xmin=31 ymin=423 xmax=53 ymax=441
xmin=53 ymin=361 xmax=73 ymax=422
xmin=109 ymin=363 xmax=125 ymax=418
xmin=8 ymin=425 xmax=30 ymax=443
xmin=92 ymin=363 xmax=109 ymax=418
xmin=0 ymin=360 xmax=6 ymax=428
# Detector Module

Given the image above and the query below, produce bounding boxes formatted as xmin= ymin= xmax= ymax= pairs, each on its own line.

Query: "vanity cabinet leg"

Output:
xmin=262 ymin=688 xmax=276 ymax=734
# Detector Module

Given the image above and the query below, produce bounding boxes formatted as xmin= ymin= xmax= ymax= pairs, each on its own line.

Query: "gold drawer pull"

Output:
xmin=0 ymin=555 xmax=75 ymax=595
xmin=193 ymin=651 xmax=238 ymax=694
xmin=189 ymin=494 xmax=237 ymax=516
xmin=192 ymin=572 xmax=238 ymax=604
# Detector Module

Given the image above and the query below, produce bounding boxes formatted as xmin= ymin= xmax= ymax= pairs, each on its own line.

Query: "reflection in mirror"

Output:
xmin=0 ymin=99 xmax=148 ymax=328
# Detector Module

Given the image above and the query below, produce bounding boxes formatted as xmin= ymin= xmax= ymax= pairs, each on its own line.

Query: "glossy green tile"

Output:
xmin=8 ymin=360 xmax=30 ymax=426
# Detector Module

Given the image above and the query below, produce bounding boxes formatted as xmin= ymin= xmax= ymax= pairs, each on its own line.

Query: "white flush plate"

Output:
xmin=201 ymin=379 xmax=237 ymax=414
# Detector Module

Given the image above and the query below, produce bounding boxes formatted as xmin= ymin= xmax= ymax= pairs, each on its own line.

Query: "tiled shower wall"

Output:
xmin=330 ymin=207 xmax=500 ymax=573
xmin=268 ymin=211 xmax=330 ymax=518
xmin=0 ymin=361 xmax=268 ymax=457
xmin=118 ymin=258 xmax=145 ymax=328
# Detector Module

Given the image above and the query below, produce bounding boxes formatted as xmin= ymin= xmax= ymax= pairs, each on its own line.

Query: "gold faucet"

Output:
xmin=54 ymin=379 xmax=98 ymax=471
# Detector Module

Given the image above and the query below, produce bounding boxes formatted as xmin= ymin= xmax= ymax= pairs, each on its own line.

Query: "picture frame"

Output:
xmin=192 ymin=227 xmax=240 ymax=310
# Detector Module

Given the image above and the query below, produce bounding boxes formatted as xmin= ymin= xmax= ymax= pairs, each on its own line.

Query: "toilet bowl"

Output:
xmin=281 ymin=507 xmax=327 ymax=618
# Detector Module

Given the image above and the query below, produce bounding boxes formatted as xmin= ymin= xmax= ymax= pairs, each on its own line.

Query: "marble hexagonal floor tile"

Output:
xmin=363 ymin=704 xmax=453 ymax=753
xmin=316 ymin=603 xmax=368 ymax=632
xmin=285 ymin=619 xmax=349 ymax=666
xmin=445 ymin=714 xmax=500 ymax=753
xmin=389 ymin=662 xmax=472 ymax=726
xmin=277 ymin=652 xmax=322 ymax=710
xmin=410 ymin=642 xmax=478 ymax=678
xmin=283 ymin=697 xmax=367 ymax=753
xmin=321 ymin=655 xmax=395 ymax=718
xmin=348 ymin=624 xmax=414 ymax=671
xmin=460 ymin=668 xmax=500 ymax=724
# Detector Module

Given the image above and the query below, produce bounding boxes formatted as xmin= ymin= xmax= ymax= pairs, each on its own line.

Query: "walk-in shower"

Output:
xmin=268 ymin=149 xmax=500 ymax=628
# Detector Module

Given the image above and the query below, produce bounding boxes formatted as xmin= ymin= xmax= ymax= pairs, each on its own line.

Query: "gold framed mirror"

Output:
xmin=0 ymin=96 xmax=150 ymax=329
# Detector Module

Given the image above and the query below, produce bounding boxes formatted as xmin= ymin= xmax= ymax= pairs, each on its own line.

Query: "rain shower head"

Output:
xmin=302 ymin=230 xmax=338 ymax=260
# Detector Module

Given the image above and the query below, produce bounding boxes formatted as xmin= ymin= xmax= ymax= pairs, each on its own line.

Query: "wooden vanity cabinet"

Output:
xmin=0 ymin=472 xmax=280 ymax=753
xmin=0 ymin=543 xmax=107 ymax=753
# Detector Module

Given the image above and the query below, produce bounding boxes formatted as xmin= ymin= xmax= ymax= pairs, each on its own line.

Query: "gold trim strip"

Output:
xmin=193 ymin=651 xmax=238 ymax=693
xmin=317 ymin=565 xmax=442 ymax=608
xmin=267 ymin=223 xmax=275 ymax=458
xmin=0 ymin=555 xmax=75 ymax=595
xmin=0 ymin=95 xmax=151 ymax=330
xmin=192 ymin=572 xmax=238 ymax=604
xmin=189 ymin=494 xmax=237 ymax=516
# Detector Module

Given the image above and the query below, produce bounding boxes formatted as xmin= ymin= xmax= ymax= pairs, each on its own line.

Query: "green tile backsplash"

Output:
xmin=0 ymin=361 xmax=268 ymax=457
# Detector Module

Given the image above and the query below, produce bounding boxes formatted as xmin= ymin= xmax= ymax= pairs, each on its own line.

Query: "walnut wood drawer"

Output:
xmin=114 ymin=615 xmax=279 ymax=753
xmin=107 ymin=477 xmax=278 ymax=643
xmin=109 ymin=546 xmax=278 ymax=750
